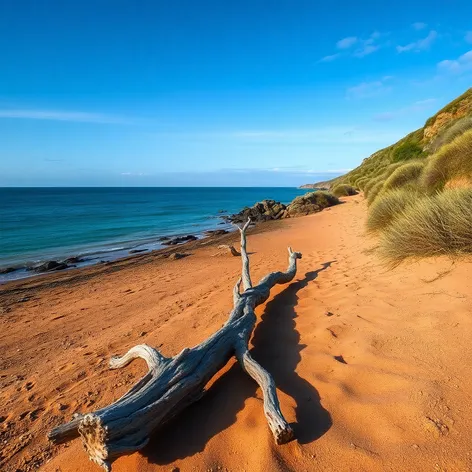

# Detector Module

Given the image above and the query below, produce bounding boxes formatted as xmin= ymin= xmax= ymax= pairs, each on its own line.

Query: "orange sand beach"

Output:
xmin=1 ymin=194 xmax=472 ymax=472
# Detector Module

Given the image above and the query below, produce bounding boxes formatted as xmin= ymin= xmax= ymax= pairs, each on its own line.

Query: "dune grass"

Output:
xmin=366 ymin=180 xmax=385 ymax=205
xmin=379 ymin=188 xmax=472 ymax=264
xmin=331 ymin=184 xmax=358 ymax=197
xmin=421 ymin=129 xmax=472 ymax=193
xmin=366 ymin=188 xmax=419 ymax=233
xmin=383 ymin=160 xmax=425 ymax=191
xmin=354 ymin=176 xmax=369 ymax=190
xmin=429 ymin=116 xmax=472 ymax=153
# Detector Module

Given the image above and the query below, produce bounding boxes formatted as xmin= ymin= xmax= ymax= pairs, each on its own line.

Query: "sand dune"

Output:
xmin=1 ymin=194 xmax=472 ymax=472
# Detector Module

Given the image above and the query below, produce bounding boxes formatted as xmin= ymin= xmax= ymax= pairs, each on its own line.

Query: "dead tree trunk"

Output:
xmin=48 ymin=219 xmax=302 ymax=471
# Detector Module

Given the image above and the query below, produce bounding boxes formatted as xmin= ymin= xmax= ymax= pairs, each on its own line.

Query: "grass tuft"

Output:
xmin=421 ymin=129 xmax=472 ymax=193
xmin=429 ymin=116 xmax=472 ymax=153
xmin=383 ymin=160 xmax=425 ymax=191
xmin=379 ymin=188 xmax=472 ymax=264
xmin=331 ymin=184 xmax=358 ymax=197
xmin=366 ymin=180 xmax=385 ymax=205
xmin=366 ymin=188 xmax=419 ymax=233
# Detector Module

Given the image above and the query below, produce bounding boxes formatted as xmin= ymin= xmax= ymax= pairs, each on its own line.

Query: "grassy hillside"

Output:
xmin=323 ymin=88 xmax=472 ymax=263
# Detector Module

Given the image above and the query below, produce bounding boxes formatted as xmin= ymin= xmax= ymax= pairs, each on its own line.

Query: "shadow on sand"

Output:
xmin=143 ymin=261 xmax=335 ymax=465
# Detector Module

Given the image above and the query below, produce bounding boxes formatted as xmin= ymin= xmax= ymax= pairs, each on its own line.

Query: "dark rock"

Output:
xmin=204 ymin=229 xmax=229 ymax=236
xmin=0 ymin=267 xmax=16 ymax=274
xmin=63 ymin=256 xmax=83 ymax=264
xmin=229 ymin=199 xmax=288 ymax=223
xmin=158 ymin=236 xmax=170 ymax=241
xmin=129 ymin=249 xmax=148 ymax=254
xmin=161 ymin=235 xmax=198 ymax=246
xmin=286 ymin=191 xmax=340 ymax=217
xmin=32 ymin=261 xmax=69 ymax=273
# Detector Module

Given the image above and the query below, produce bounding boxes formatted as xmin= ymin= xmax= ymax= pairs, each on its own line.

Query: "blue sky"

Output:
xmin=1 ymin=1 xmax=471 ymax=187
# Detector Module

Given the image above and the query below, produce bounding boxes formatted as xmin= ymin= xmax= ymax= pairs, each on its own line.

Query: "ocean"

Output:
xmin=0 ymin=187 xmax=309 ymax=282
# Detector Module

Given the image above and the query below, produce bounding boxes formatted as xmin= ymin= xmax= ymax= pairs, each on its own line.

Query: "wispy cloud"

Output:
xmin=397 ymin=30 xmax=437 ymax=53
xmin=465 ymin=31 xmax=472 ymax=44
xmin=336 ymin=36 xmax=357 ymax=49
xmin=354 ymin=44 xmax=379 ymax=58
xmin=438 ymin=50 xmax=472 ymax=74
xmin=321 ymin=31 xmax=384 ymax=62
xmin=353 ymin=31 xmax=383 ymax=57
xmin=346 ymin=77 xmax=392 ymax=100
xmin=319 ymin=53 xmax=341 ymax=62
xmin=412 ymin=22 xmax=427 ymax=31
xmin=373 ymin=98 xmax=437 ymax=122
xmin=0 ymin=109 xmax=129 ymax=124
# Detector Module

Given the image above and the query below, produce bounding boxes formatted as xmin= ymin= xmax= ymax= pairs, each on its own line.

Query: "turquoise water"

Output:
xmin=0 ymin=187 xmax=308 ymax=280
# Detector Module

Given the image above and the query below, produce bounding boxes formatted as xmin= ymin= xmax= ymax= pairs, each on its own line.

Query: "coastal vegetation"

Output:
xmin=313 ymin=88 xmax=472 ymax=263
xmin=331 ymin=184 xmax=358 ymax=197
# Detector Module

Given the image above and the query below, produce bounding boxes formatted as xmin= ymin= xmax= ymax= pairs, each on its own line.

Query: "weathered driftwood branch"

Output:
xmin=48 ymin=218 xmax=302 ymax=471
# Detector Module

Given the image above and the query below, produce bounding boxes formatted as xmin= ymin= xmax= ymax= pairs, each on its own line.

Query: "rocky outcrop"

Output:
xmin=30 ymin=261 xmax=69 ymax=273
xmin=286 ymin=191 xmax=340 ymax=217
xmin=204 ymin=229 xmax=229 ymax=236
xmin=229 ymin=192 xmax=340 ymax=223
xmin=229 ymin=200 xmax=288 ymax=223
xmin=161 ymin=235 xmax=198 ymax=246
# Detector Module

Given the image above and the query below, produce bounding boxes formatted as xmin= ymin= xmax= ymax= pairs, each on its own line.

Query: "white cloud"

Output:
xmin=438 ymin=50 xmax=472 ymax=74
xmin=336 ymin=36 xmax=358 ymax=49
xmin=353 ymin=32 xmax=384 ymax=58
xmin=465 ymin=31 xmax=472 ymax=44
xmin=354 ymin=44 xmax=379 ymax=58
xmin=0 ymin=109 xmax=129 ymax=124
xmin=321 ymin=31 xmax=384 ymax=62
xmin=397 ymin=30 xmax=437 ymax=53
xmin=412 ymin=22 xmax=427 ymax=30
xmin=346 ymin=79 xmax=391 ymax=99
xmin=319 ymin=53 xmax=341 ymax=62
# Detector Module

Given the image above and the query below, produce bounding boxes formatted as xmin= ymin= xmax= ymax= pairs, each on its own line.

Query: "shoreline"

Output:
xmin=3 ymin=193 xmax=472 ymax=472
xmin=0 ymin=217 xmax=282 ymax=292
xmin=0 ymin=186 xmax=312 ymax=284
xmin=0 ymin=222 xmax=234 ymax=284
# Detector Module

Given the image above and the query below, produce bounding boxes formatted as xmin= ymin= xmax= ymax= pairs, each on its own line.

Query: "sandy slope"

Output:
xmin=1 ymin=194 xmax=472 ymax=472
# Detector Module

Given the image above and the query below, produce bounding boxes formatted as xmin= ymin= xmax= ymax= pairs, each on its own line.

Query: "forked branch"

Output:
xmin=48 ymin=218 xmax=302 ymax=471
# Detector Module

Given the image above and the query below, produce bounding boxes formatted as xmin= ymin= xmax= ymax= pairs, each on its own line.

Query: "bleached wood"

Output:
xmin=48 ymin=218 xmax=302 ymax=471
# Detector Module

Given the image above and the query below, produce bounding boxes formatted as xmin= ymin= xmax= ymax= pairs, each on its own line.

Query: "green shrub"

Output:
xmin=367 ymin=180 xmax=385 ymax=205
xmin=392 ymin=141 xmax=423 ymax=162
xmin=421 ymin=129 xmax=472 ymax=192
xmin=379 ymin=188 xmax=472 ymax=264
xmin=331 ymin=184 xmax=358 ymax=197
xmin=366 ymin=188 xmax=419 ymax=233
xmin=383 ymin=160 xmax=425 ymax=191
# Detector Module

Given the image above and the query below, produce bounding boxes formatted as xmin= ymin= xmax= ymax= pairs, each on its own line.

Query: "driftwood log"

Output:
xmin=48 ymin=218 xmax=302 ymax=471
